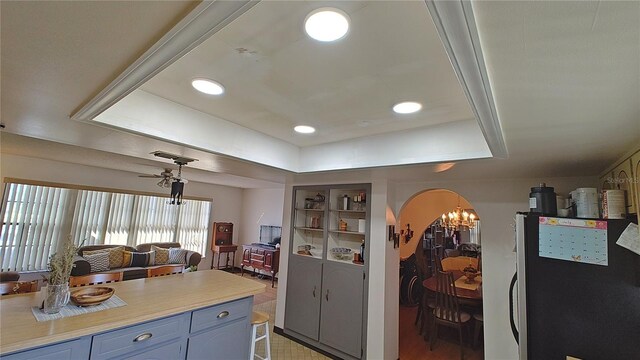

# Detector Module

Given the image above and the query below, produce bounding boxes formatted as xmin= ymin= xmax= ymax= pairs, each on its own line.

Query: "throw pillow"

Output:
xmin=122 ymin=251 xmax=154 ymax=267
xmin=168 ymin=248 xmax=188 ymax=264
xmin=151 ymin=245 xmax=169 ymax=265
xmin=84 ymin=252 xmax=110 ymax=272
xmin=84 ymin=246 xmax=125 ymax=269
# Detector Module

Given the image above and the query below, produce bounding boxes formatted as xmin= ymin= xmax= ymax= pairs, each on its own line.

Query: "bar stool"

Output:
xmin=249 ymin=311 xmax=271 ymax=360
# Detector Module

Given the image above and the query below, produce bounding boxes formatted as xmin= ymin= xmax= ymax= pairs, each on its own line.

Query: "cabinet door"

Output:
xmin=284 ymin=255 xmax=322 ymax=340
xmin=122 ymin=339 xmax=183 ymax=360
xmin=242 ymin=248 xmax=251 ymax=264
xmin=2 ymin=337 xmax=91 ymax=360
xmin=264 ymin=252 xmax=273 ymax=270
xmin=613 ymin=159 xmax=636 ymax=214
xmin=319 ymin=262 xmax=364 ymax=359
xmin=187 ymin=319 xmax=249 ymax=360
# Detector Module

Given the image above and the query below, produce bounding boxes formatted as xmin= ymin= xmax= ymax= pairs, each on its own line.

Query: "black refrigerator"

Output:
xmin=511 ymin=213 xmax=640 ymax=360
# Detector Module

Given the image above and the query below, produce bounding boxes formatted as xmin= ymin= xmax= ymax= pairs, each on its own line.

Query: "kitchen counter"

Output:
xmin=0 ymin=270 xmax=265 ymax=355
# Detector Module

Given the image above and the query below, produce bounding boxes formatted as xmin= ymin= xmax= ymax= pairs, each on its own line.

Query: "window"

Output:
xmin=1 ymin=182 xmax=212 ymax=271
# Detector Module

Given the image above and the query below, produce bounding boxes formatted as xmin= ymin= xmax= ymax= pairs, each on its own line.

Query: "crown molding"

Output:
xmin=70 ymin=0 xmax=258 ymax=122
xmin=425 ymin=0 xmax=508 ymax=158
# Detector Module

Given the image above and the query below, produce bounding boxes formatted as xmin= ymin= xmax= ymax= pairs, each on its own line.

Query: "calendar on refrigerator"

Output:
xmin=538 ymin=217 xmax=608 ymax=266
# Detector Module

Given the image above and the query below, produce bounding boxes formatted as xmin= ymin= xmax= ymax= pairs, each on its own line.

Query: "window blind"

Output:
xmin=130 ymin=195 xmax=178 ymax=246
xmin=0 ymin=184 xmax=70 ymax=271
xmin=176 ymin=199 xmax=211 ymax=255
xmin=1 ymin=182 xmax=212 ymax=271
xmin=104 ymin=193 xmax=134 ymax=246
xmin=70 ymin=190 xmax=111 ymax=246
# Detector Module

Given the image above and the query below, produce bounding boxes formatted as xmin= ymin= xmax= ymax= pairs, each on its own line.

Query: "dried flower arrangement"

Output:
xmin=47 ymin=236 xmax=79 ymax=285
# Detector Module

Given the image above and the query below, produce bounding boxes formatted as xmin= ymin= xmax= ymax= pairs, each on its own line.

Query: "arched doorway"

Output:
xmin=397 ymin=189 xmax=483 ymax=360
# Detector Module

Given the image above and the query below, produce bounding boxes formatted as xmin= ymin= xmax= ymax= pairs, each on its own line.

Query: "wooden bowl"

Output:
xmin=70 ymin=286 xmax=114 ymax=307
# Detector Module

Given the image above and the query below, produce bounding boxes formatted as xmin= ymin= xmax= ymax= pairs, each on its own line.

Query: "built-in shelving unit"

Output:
xmin=285 ymin=183 xmax=370 ymax=360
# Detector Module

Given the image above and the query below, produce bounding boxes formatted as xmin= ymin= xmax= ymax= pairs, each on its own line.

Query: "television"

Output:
xmin=259 ymin=225 xmax=282 ymax=245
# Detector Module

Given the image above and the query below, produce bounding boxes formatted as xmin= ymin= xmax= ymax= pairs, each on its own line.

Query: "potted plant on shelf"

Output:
xmin=43 ymin=236 xmax=78 ymax=314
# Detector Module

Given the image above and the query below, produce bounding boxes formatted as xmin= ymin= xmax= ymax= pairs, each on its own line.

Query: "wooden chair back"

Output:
xmin=433 ymin=270 xmax=462 ymax=323
xmin=441 ymin=256 xmax=479 ymax=272
xmin=431 ymin=245 xmax=444 ymax=272
xmin=0 ymin=281 xmax=38 ymax=295
xmin=147 ymin=265 xmax=184 ymax=278
xmin=70 ymin=272 xmax=122 ymax=287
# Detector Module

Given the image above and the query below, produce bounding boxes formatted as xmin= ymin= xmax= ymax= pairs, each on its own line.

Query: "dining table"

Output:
xmin=422 ymin=270 xmax=483 ymax=305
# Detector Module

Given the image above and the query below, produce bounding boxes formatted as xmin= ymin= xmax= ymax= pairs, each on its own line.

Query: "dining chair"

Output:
xmin=147 ymin=265 xmax=184 ymax=278
xmin=441 ymin=256 xmax=479 ymax=272
xmin=69 ymin=272 xmax=122 ymax=287
xmin=473 ymin=312 xmax=483 ymax=349
xmin=430 ymin=270 xmax=471 ymax=360
xmin=0 ymin=281 xmax=38 ymax=295
xmin=413 ymin=238 xmax=429 ymax=330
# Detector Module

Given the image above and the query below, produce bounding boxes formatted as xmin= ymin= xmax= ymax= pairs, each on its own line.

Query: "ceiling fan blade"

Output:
xmin=139 ymin=174 xmax=162 ymax=178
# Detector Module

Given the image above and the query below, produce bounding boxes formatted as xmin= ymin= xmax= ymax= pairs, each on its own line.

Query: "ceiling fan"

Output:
xmin=139 ymin=168 xmax=188 ymax=188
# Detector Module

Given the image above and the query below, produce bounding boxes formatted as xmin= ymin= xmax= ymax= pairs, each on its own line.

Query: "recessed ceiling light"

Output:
xmin=304 ymin=8 xmax=350 ymax=42
xmin=294 ymin=125 xmax=316 ymax=134
xmin=393 ymin=101 xmax=422 ymax=114
xmin=191 ymin=78 xmax=224 ymax=95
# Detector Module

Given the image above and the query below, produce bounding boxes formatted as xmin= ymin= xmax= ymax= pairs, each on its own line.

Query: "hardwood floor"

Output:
xmin=399 ymin=305 xmax=483 ymax=360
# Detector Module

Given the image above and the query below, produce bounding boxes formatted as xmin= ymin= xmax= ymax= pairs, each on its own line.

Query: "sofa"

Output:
xmin=71 ymin=242 xmax=201 ymax=281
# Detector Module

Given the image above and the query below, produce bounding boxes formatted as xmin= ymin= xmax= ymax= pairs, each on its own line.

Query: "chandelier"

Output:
xmin=441 ymin=197 xmax=477 ymax=230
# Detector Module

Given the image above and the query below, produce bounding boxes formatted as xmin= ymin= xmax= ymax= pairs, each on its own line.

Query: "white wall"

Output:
xmin=274 ymin=171 xmax=596 ymax=360
xmin=236 ymin=187 xmax=285 ymax=268
xmin=0 ymin=154 xmax=244 ymax=268
xmin=393 ymin=176 xmax=598 ymax=360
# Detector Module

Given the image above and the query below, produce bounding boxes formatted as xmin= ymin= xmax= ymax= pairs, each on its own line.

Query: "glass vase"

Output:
xmin=44 ymin=283 xmax=70 ymax=314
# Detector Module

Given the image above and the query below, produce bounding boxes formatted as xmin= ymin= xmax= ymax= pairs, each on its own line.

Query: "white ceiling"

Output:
xmin=139 ymin=1 xmax=474 ymax=147
xmin=1 ymin=1 xmax=639 ymax=189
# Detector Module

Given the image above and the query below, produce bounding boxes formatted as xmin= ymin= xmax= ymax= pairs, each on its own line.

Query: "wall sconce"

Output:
xmin=388 ymin=225 xmax=400 ymax=249
xmin=401 ymin=223 xmax=414 ymax=244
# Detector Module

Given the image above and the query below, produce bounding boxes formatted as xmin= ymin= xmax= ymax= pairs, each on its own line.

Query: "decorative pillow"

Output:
xmin=151 ymin=245 xmax=169 ymax=265
xmin=84 ymin=246 xmax=125 ymax=269
xmin=84 ymin=252 xmax=110 ymax=272
xmin=122 ymin=251 xmax=154 ymax=267
xmin=168 ymin=248 xmax=188 ymax=264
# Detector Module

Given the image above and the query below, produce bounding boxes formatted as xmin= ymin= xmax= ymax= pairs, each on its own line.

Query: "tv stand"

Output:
xmin=241 ymin=244 xmax=280 ymax=287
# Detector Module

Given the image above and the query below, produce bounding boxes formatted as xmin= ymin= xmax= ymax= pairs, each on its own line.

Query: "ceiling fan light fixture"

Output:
xmin=191 ymin=78 xmax=225 ymax=95
xmin=393 ymin=101 xmax=422 ymax=114
xmin=294 ymin=125 xmax=316 ymax=134
xmin=304 ymin=8 xmax=350 ymax=42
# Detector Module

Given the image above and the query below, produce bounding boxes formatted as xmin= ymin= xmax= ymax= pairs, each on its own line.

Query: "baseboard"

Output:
xmin=273 ymin=326 xmax=341 ymax=360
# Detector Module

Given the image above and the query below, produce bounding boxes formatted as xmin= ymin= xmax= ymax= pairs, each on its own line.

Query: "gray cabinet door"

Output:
xmin=284 ymin=255 xmax=322 ymax=340
xmin=1 ymin=337 xmax=91 ymax=360
xmin=319 ymin=262 xmax=364 ymax=359
xmin=187 ymin=319 xmax=249 ymax=360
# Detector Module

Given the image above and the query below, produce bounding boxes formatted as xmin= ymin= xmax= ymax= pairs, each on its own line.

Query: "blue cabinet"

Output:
xmin=187 ymin=296 xmax=252 ymax=360
xmin=2 ymin=297 xmax=253 ymax=360
xmin=90 ymin=314 xmax=189 ymax=360
xmin=0 ymin=337 xmax=91 ymax=360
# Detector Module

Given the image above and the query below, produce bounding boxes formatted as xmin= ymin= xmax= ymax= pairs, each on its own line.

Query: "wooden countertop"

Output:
xmin=0 ymin=270 xmax=265 ymax=355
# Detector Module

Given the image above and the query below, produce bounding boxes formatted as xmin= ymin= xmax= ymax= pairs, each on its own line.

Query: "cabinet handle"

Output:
xmin=133 ymin=333 xmax=153 ymax=342
xmin=313 ymin=286 xmax=316 ymax=298
xmin=325 ymin=289 xmax=329 ymax=301
xmin=217 ymin=310 xmax=230 ymax=319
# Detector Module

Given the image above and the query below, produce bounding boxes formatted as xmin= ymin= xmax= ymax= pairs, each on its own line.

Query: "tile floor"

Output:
xmin=252 ymin=300 xmax=329 ymax=360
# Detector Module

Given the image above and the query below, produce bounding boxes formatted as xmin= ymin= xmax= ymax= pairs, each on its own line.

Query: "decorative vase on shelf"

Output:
xmin=44 ymin=283 xmax=70 ymax=314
